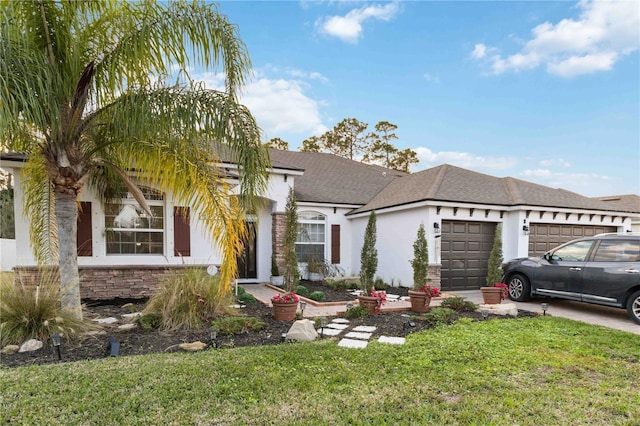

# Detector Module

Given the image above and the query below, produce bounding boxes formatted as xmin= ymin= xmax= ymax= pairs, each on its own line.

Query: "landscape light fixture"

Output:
xmin=346 ymin=302 xmax=354 ymax=310
xmin=281 ymin=327 xmax=288 ymax=342
xmin=106 ymin=336 xmax=120 ymax=357
xmin=50 ymin=333 xmax=62 ymax=360
xmin=541 ymin=303 xmax=549 ymax=316
xmin=320 ymin=317 xmax=328 ymax=338
xmin=299 ymin=301 xmax=307 ymax=317
xmin=210 ymin=327 xmax=218 ymax=348
xmin=480 ymin=308 xmax=490 ymax=320
xmin=433 ymin=222 xmax=440 ymax=234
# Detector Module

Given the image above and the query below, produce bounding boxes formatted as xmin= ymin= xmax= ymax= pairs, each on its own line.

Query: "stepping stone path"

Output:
xmin=317 ymin=318 xmax=406 ymax=349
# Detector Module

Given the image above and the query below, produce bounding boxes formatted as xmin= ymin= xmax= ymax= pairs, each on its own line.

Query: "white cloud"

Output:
xmin=519 ymin=168 xmax=615 ymax=195
xmin=423 ymin=73 xmax=439 ymax=83
xmin=539 ymin=158 xmax=571 ymax=168
xmin=316 ymin=2 xmax=401 ymax=43
xmin=473 ymin=0 xmax=639 ymax=77
xmin=471 ymin=43 xmax=487 ymax=59
xmin=414 ymin=147 xmax=516 ymax=172
xmin=194 ymin=71 xmax=327 ymax=140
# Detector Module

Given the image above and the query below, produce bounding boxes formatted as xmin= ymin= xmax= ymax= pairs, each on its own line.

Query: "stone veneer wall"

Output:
xmin=13 ymin=265 xmax=206 ymax=300
xmin=271 ymin=212 xmax=286 ymax=271
xmin=427 ymin=264 xmax=442 ymax=289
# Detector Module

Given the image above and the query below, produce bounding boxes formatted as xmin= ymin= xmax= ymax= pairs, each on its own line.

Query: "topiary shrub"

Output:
xmin=309 ymin=291 xmax=326 ymax=302
xmin=295 ymin=285 xmax=309 ymax=297
xmin=439 ymin=297 xmax=477 ymax=312
xmin=143 ymin=268 xmax=234 ymax=330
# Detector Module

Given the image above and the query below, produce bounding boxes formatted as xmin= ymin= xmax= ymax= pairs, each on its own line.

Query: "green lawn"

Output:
xmin=1 ymin=317 xmax=638 ymax=425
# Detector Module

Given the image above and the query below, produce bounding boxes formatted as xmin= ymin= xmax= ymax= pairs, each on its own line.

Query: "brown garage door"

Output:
xmin=441 ymin=221 xmax=497 ymax=291
xmin=528 ymin=224 xmax=617 ymax=255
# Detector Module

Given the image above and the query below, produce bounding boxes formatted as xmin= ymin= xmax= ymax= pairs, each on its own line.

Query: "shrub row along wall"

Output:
xmin=13 ymin=265 xmax=207 ymax=300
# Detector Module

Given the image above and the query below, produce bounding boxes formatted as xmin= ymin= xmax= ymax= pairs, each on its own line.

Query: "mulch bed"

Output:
xmin=1 ymin=281 xmax=535 ymax=369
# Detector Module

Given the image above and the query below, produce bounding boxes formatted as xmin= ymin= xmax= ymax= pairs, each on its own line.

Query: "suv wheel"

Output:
xmin=508 ymin=274 xmax=531 ymax=302
xmin=627 ymin=290 xmax=640 ymax=325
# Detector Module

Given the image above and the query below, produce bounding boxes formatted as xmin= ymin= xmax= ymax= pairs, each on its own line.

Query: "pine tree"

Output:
xmin=410 ymin=224 xmax=428 ymax=288
xmin=486 ymin=225 xmax=504 ymax=285
xmin=360 ymin=211 xmax=378 ymax=293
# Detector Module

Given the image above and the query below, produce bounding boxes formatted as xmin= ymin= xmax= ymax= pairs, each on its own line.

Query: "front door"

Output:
xmin=237 ymin=222 xmax=257 ymax=279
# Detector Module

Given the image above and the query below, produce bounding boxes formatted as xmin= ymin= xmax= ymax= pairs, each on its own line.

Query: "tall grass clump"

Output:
xmin=142 ymin=268 xmax=234 ymax=330
xmin=0 ymin=272 xmax=95 ymax=346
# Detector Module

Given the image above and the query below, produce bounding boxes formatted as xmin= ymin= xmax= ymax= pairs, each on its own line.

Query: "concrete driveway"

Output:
xmin=449 ymin=290 xmax=640 ymax=336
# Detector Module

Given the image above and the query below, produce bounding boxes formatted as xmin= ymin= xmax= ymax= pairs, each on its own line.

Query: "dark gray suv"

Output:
xmin=502 ymin=233 xmax=640 ymax=324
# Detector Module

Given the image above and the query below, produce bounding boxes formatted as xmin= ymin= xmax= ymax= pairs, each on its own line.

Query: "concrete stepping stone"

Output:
xmin=338 ymin=338 xmax=368 ymax=349
xmin=386 ymin=294 xmax=400 ymax=301
xmin=326 ymin=323 xmax=349 ymax=330
xmin=331 ymin=318 xmax=350 ymax=324
xmin=352 ymin=325 xmax=376 ymax=332
xmin=378 ymin=336 xmax=406 ymax=345
xmin=318 ymin=327 xmax=342 ymax=337
xmin=344 ymin=331 xmax=372 ymax=340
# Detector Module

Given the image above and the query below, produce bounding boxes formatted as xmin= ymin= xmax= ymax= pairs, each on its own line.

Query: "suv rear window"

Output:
xmin=592 ymin=240 xmax=640 ymax=262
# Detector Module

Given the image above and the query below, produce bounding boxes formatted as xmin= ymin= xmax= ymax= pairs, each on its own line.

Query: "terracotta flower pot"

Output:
xmin=357 ymin=295 xmax=381 ymax=315
xmin=272 ymin=301 xmax=298 ymax=321
xmin=408 ymin=290 xmax=432 ymax=313
xmin=480 ymin=287 xmax=503 ymax=305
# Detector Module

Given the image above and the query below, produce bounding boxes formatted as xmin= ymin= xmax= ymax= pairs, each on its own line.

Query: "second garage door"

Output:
xmin=441 ymin=221 xmax=497 ymax=291
xmin=528 ymin=224 xmax=617 ymax=255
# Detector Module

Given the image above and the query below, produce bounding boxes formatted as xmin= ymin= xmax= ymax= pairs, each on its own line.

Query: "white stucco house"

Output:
xmin=2 ymin=149 xmax=638 ymax=299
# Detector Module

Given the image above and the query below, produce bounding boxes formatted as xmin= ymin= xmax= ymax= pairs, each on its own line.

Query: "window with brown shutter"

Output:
xmin=77 ymin=202 xmax=92 ymax=256
xmin=331 ymin=224 xmax=340 ymax=264
xmin=174 ymin=206 xmax=191 ymax=257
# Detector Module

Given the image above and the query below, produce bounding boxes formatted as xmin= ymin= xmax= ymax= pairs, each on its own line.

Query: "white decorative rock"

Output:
xmin=1 ymin=345 xmax=20 ymax=355
xmin=179 ymin=341 xmax=208 ymax=352
xmin=286 ymin=319 xmax=318 ymax=342
xmin=93 ymin=317 xmax=118 ymax=324
xmin=121 ymin=312 xmax=141 ymax=320
xmin=19 ymin=339 xmax=43 ymax=353
xmin=117 ymin=323 xmax=137 ymax=331
xmin=479 ymin=303 xmax=518 ymax=317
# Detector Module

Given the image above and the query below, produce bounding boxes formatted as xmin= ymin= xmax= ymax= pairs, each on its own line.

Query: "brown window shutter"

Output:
xmin=77 ymin=202 xmax=92 ymax=256
xmin=331 ymin=224 xmax=340 ymax=264
xmin=174 ymin=206 xmax=191 ymax=257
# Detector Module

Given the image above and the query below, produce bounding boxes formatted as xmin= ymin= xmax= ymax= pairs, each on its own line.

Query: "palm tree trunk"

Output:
xmin=54 ymin=191 xmax=83 ymax=320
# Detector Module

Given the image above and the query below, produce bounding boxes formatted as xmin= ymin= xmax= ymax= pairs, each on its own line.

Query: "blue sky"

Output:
xmin=196 ymin=1 xmax=639 ymax=197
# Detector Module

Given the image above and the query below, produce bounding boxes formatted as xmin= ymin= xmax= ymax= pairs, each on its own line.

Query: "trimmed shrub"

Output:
xmin=211 ymin=317 xmax=264 ymax=336
xmin=143 ymin=268 xmax=234 ymax=330
xmin=238 ymin=292 xmax=256 ymax=304
xmin=0 ymin=273 xmax=97 ymax=345
xmin=345 ymin=305 xmax=368 ymax=319
xmin=309 ymin=291 xmax=326 ymax=302
xmin=420 ymin=307 xmax=457 ymax=327
xmin=440 ymin=297 xmax=478 ymax=312
xmin=296 ymin=285 xmax=309 ymax=297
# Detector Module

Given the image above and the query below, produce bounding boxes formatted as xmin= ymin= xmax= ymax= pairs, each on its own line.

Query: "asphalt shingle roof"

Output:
xmin=593 ymin=194 xmax=640 ymax=213
xmin=269 ymin=149 xmax=405 ymax=205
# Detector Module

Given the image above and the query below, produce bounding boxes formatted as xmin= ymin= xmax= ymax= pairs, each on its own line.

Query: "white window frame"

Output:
xmin=296 ymin=211 xmax=326 ymax=263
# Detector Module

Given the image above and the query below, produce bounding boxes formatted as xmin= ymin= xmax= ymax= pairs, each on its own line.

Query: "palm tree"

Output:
xmin=0 ymin=1 xmax=269 ymax=319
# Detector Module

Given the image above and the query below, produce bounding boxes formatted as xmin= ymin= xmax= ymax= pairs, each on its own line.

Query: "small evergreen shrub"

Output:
xmin=421 ymin=307 xmax=457 ymax=327
xmin=238 ymin=292 xmax=256 ymax=304
xmin=440 ymin=297 xmax=478 ymax=312
xmin=296 ymin=285 xmax=309 ymax=297
xmin=309 ymin=291 xmax=326 ymax=302
xmin=345 ymin=305 xmax=368 ymax=319
xmin=211 ymin=317 xmax=264 ymax=335
xmin=326 ymin=279 xmax=358 ymax=290
xmin=137 ymin=313 xmax=162 ymax=331
xmin=373 ymin=277 xmax=387 ymax=290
